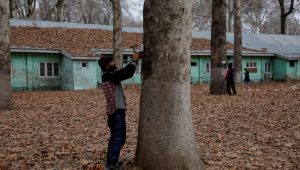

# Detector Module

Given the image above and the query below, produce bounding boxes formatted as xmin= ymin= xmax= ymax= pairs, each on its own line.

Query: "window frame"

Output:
xmin=39 ymin=62 xmax=60 ymax=78
xmin=246 ymin=61 xmax=257 ymax=68
xmin=289 ymin=61 xmax=295 ymax=67
xmin=81 ymin=61 xmax=88 ymax=68
xmin=264 ymin=62 xmax=271 ymax=73
xmin=206 ymin=62 xmax=211 ymax=74
xmin=191 ymin=62 xmax=197 ymax=67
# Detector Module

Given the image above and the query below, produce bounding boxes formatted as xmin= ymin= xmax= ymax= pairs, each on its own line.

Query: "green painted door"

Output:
xmin=191 ymin=59 xmax=200 ymax=84
xmin=288 ymin=60 xmax=297 ymax=79
xmin=264 ymin=62 xmax=272 ymax=80
xmin=12 ymin=54 xmax=28 ymax=90
xmin=96 ymin=62 xmax=102 ymax=84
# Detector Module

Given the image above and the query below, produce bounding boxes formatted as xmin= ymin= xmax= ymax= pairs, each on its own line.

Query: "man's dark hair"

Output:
xmin=98 ymin=56 xmax=114 ymax=71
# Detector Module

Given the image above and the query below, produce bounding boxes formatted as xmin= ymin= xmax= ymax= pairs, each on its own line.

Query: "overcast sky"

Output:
xmin=127 ymin=0 xmax=144 ymax=20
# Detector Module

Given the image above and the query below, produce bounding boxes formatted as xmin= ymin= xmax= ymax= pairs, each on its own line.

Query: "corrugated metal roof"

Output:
xmin=192 ymin=32 xmax=300 ymax=60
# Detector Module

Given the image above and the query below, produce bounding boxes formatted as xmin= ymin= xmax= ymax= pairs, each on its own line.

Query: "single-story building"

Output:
xmin=191 ymin=32 xmax=300 ymax=83
xmin=9 ymin=19 xmax=300 ymax=91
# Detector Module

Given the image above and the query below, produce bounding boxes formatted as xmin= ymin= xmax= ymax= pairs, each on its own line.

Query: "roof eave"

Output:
xmin=275 ymin=54 xmax=300 ymax=60
xmin=11 ymin=47 xmax=99 ymax=60
xmin=10 ymin=46 xmax=61 ymax=54
xmin=91 ymin=48 xmax=142 ymax=55
xmin=191 ymin=50 xmax=274 ymax=56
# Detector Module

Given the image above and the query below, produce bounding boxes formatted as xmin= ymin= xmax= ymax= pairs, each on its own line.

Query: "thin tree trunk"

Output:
xmin=9 ymin=0 xmax=14 ymax=18
xmin=56 ymin=0 xmax=65 ymax=22
xmin=278 ymin=0 xmax=295 ymax=34
xmin=0 ymin=0 xmax=12 ymax=109
xmin=210 ymin=0 xmax=227 ymax=95
xmin=78 ymin=1 xmax=87 ymax=23
xmin=26 ymin=0 xmax=36 ymax=18
xmin=227 ymin=0 xmax=233 ymax=32
xmin=43 ymin=4 xmax=56 ymax=21
xmin=17 ymin=0 xmax=25 ymax=19
xmin=233 ymin=0 xmax=242 ymax=83
xmin=111 ymin=0 xmax=122 ymax=68
xmin=135 ymin=0 xmax=204 ymax=169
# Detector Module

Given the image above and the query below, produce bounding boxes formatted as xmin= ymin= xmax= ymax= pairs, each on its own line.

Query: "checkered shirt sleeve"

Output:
xmin=101 ymin=82 xmax=116 ymax=115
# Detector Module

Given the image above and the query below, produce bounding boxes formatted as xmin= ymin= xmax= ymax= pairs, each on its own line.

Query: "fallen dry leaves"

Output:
xmin=10 ymin=27 xmax=260 ymax=57
xmin=0 ymin=82 xmax=299 ymax=169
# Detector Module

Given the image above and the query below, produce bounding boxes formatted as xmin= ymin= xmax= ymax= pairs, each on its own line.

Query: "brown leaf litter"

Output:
xmin=0 ymin=82 xmax=299 ymax=169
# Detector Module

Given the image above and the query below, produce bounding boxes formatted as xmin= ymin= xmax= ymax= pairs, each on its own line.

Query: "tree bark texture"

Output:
xmin=26 ymin=0 xmax=36 ymax=18
xmin=210 ymin=0 xmax=227 ymax=95
xmin=56 ymin=0 xmax=65 ymax=22
xmin=233 ymin=0 xmax=242 ymax=83
xmin=227 ymin=0 xmax=233 ymax=32
xmin=9 ymin=0 xmax=14 ymax=18
xmin=0 ymin=0 xmax=12 ymax=109
xmin=111 ymin=0 xmax=123 ymax=68
xmin=135 ymin=1 xmax=204 ymax=170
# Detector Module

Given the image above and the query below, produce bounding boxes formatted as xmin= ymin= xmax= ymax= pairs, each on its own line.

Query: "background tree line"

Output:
xmin=8 ymin=0 xmax=143 ymax=27
xmin=9 ymin=0 xmax=300 ymax=35
xmin=193 ymin=0 xmax=300 ymax=35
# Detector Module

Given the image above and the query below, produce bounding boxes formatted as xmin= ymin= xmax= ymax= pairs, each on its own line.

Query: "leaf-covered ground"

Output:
xmin=0 ymin=82 xmax=299 ymax=170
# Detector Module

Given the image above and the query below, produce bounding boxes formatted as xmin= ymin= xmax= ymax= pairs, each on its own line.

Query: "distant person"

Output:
xmin=224 ymin=63 xmax=237 ymax=95
xmin=98 ymin=53 xmax=141 ymax=170
xmin=244 ymin=68 xmax=250 ymax=83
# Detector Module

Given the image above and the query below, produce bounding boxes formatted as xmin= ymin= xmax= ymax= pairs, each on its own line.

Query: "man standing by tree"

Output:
xmin=224 ymin=63 xmax=237 ymax=95
xmin=98 ymin=53 xmax=141 ymax=170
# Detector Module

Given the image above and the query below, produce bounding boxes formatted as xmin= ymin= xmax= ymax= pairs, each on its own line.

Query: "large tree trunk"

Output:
xmin=135 ymin=1 xmax=204 ymax=170
xmin=233 ymin=0 xmax=242 ymax=83
xmin=278 ymin=0 xmax=295 ymax=34
xmin=0 ymin=0 xmax=12 ymax=109
xmin=110 ymin=0 xmax=122 ymax=68
xmin=210 ymin=0 xmax=227 ymax=95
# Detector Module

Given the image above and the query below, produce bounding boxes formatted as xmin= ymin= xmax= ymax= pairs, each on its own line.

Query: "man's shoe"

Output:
xmin=105 ymin=164 xmax=120 ymax=170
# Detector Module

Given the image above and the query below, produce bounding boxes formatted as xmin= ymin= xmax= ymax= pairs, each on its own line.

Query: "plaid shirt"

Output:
xmin=101 ymin=62 xmax=137 ymax=115
xmin=101 ymin=81 xmax=117 ymax=115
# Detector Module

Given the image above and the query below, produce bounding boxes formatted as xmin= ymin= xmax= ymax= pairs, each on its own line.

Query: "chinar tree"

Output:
xmin=135 ymin=0 xmax=205 ymax=170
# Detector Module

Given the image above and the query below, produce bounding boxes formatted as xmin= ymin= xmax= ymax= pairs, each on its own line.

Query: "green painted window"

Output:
xmin=40 ymin=62 xmax=59 ymax=77
xmin=246 ymin=62 xmax=256 ymax=68
xmin=40 ymin=63 xmax=45 ymax=76
xmin=289 ymin=61 xmax=295 ymax=67
xmin=191 ymin=62 xmax=197 ymax=66
xmin=81 ymin=61 xmax=88 ymax=68
xmin=47 ymin=63 xmax=53 ymax=76
xmin=246 ymin=62 xmax=257 ymax=73
xmin=54 ymin=63 xmax=59 ymax=76
xmin=206 ymin=62 xmax=211 ymax=73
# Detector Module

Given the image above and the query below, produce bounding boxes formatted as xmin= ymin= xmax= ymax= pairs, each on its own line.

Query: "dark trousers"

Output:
xmin=226 ymin=80 xmax=237 ymax=95
xmin=106 ymin=109 xmax=126 ymax=165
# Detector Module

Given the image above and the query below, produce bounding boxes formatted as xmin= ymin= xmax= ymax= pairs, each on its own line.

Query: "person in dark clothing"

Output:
xmin=98 ymin=53 xmax=141 ymax=170
xmin=244 ymin=68 xmax=250 ymax=83
xmin=224 ymin=63 xmax=237 ymax=95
